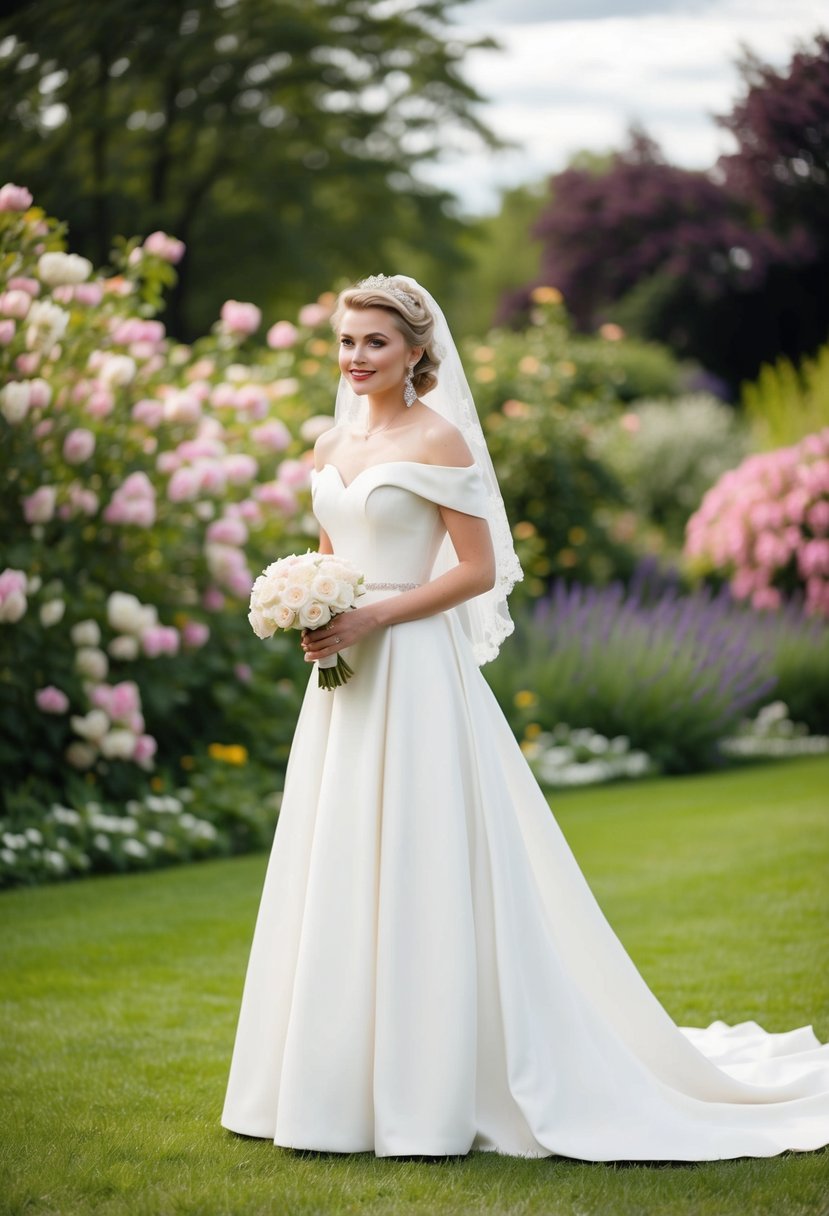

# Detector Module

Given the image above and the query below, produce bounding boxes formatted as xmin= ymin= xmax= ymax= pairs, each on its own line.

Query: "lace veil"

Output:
xmin=333 ymin=274 xmax=523 ymax=665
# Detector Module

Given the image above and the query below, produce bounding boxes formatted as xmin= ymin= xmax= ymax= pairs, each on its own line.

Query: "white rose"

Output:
xmin=0 ymin=381 xmax=31 ymax=424
xmin=66 ymin=741 xmax=97 ymax=769
xmin=0 ymin=591 xmax=27 ymax=623
xmin=71 ymin=618 xmax=100 ymax=647
xmin=37 ymin=251 xmax=92 ymax=286
xmin=299 ymin=601 xmax=331 ymax=629
xmin=283 ymin=583 xmax=310 ymax=609
xmin=98 ymin=354 xmax=137 ymax=387
xmin=247 ymin=606 xmax=273 ymax=639
xmin=26 ymin=300 xmax=69 ymax=354
xmin=70 ymin=709 xmax=110 ymax=742
xmin=310 ymin=575 xmax=339 ymax=604
xmin=273 ymin=603 xmax=296 ymax=629
xmin=75 ymin=646 xmax=109 ymax=680
xmin=108 ymin=634 xmax=140 ymax=660
xmin=334 ymin=586 xmax=356 ymax=612
xmin=99 ymin=728 xmax=137 ymax=760
xmin=39 ymin=599 xmax=66 ymax=627
xmin=107 ymin=591 xmax=154 ymax=635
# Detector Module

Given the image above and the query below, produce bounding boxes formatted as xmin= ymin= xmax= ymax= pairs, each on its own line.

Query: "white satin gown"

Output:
xmin=221 ymin=460 xmax=829 ymax=1159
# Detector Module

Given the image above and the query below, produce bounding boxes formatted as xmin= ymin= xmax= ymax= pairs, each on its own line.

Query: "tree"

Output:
xmin=514 ymin=35 xmax=829 ymax=393
xmin=0 ymin=0 xmax=497 ymax=335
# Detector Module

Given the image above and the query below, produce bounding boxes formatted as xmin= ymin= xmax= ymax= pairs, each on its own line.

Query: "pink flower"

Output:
xmin=111 ymin=318 xmax=165 ymax=345
xmin=141 ymin=625 xmax=180 ymax=657
xmin=278 ymin=457 xmax=311 ymax=489
xmin=15 ymin=352 xmax=40 ymax=376
xmin=0 ymin=183 xmax=33 ymax=211
xmin=206 ymin=517 xmax=248 ymax=546
xmin=0 ymin=289 xmax=32 ymax=319
xmin=182 ymin=620 xmax=210 ymax=648
xmin=202 ymin=586 xmax=225 ymax=612
xmin=253 ymin=481 xmax=297 ymax=514
xmin=35 ymin=685 xmax=70 ymax=714
xmin=233 ymin=384 xmax=268 ymax=418
xmin=798 ymin=539 xmax=829 ymax=579
xmin=620 ymin=413 xmax=640 ymax=433
xmin=87 ymin=387 xmax=115 ymax=418
xmin=751 ymin=586 xmax=782 ymax=611
xmin=104 ymin=472 xmax=156 ymax=527
xmin=8 ymin=276 xmax=40 ymax=297
xmin=28 ymin=378 xmax=52 ymax=408
xmin=63 ymin=427 xmax=96 ymax=464
xmin=298 ymin=302 xmax=330 ymax=327
xmin=220 ymin=299 xmax=262 ymax=336
xmin=234 ymin=662 xmax=253 ymax=683
xmin=267 ymin=320 xmax=298 ymax=349
xmin=74 ymin=282 xmax=104 ymax=307
xmin=0 ymin=319 xmax=15 ymax=346
xmin=223 ymin=453 xmax=258 ymax=484
xmin=143 ymin=231 xmax=185 ymax=263
xmin=109 ymin=680 xmax=142 ymax=722
xmin=23 ymin=485 xmax=57 ymax=524
xmin=132 ymin=398 xmax=165 ymax=428
xmin=252 ymin=419 xmax=291 ymax=451
xmin=167 ymin=467 xmax=200 ymax=502
xmin=0 ymin=567 xmax=28 ymax=622
xmin=133 ymin=733 xmax=158 ymax=769
xmin=808 ymin=500 xmax=829 ymax=536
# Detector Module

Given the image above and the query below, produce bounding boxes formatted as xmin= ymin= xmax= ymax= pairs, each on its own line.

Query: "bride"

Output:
xmin=221 ymin=274 xmax=829 ymax=1160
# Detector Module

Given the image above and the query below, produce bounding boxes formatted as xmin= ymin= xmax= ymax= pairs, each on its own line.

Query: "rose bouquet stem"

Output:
xmin=316 ymin=652 xmax=355 ymax=690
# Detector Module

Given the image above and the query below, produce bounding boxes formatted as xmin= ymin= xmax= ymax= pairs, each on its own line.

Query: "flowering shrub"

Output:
xmin=720 ymin=701 xmax=829 ymax=760
xmin=684 ymin=429 xmax=829 ymax=618
xmin=595 ymin=394 xmax=749 ymax=545
xmin=520 ymin=722 xmax=656 ymax=789
xmin=0 ymin=183 xmax=332 ymax=813
xmin=484 ymin=564 xmax=829 ymax=772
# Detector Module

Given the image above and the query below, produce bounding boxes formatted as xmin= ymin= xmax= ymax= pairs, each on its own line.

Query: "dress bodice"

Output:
xmin=310 ymin=461 xmax=490 ymax=586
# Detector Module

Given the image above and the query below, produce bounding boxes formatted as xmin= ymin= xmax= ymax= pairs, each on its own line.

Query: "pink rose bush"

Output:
xmin=0 ymin=184 xmax=338 ymax=868
xmin=685 ymin=428 xmax=829 ymax=618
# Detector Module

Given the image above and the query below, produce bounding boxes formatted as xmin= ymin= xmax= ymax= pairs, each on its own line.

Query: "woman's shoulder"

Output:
xmin=416 ymin=408 xmax=473 ymax=469
xmin=313 ymin=423 xmax=341 ymax=470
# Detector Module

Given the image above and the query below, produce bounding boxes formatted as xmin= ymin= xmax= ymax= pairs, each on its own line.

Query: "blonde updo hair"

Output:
xmin=331 ymin=275 xmax=440 ymax=395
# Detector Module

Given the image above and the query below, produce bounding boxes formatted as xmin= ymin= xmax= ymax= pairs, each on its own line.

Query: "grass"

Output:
xmin=1 ymin=755 xmax=828 ymax=1216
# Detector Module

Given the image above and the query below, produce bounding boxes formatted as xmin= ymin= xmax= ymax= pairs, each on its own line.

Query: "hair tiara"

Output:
xmin=356 ymin=274 xmax=419 ymax=310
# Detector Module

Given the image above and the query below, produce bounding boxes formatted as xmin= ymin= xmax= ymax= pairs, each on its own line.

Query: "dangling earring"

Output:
xmin=403 ymin=366 xmax=417 ymax=407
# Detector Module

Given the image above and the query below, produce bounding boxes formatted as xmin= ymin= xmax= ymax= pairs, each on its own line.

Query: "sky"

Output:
xmin=423 ymin=0 xmax=827 ymax=213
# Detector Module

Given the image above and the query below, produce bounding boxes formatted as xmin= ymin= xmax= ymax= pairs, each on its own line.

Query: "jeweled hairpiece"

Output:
xmin=356 ymin=274 xmax=418 ymax=309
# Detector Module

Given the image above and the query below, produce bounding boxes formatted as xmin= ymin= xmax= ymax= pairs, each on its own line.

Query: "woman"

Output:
xmin=221 ymin=274 xmax=829 ymax=1160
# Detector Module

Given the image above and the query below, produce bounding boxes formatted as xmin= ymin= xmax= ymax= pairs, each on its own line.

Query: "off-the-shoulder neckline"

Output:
xmin=314 ymin=460 xmax=478 ymax=491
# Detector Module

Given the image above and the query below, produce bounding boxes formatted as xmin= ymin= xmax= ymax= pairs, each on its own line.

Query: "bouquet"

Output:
xmin=248 ymin=552 xmax=365 ymax=689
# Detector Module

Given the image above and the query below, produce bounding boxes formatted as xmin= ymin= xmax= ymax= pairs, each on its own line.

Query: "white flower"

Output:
xmin=26 ymin=828 xmax=43 ymax=844
xmin=273 ymin=603 xmax=296 ymax=629
xmin=299 ymin=601 xmax=331 ymax=629
xmin=107 ymin=591 xmax=156 ymax=635
xmin=37 ymin=251 xmax=92 ymax=286
xmin=108 ymin=634 xmax=140 ymax=660
xmin=45 ymin=849 xmax=68 ymax=873
xmin=92 ymin=833 xmax=111 ymax=851
xmin=26 ymin=299 xmax=69 ymax=353
xmin=75 ymin=646 xmax=108 ymax=680
xmin=0 ymin=380 xmax=30 ymax=424
xmin=99 ymin=729 xmax=137 ymax=760
xmin=1 ymin=848 xmax=16 ymax=864
xmin=310 ymin=574 xmax=339 ymax=604
xmin=97 ymin=354 xmax=136 ymax=387
xmin=71 ymin=618 xmax=100 ymax=647
xmin=123 ymin=838 xmax=148 ymax=858
xmin=283 ymin=583 xmax=310 ymax=609
xmin=146 ymin=830 xmax=166 ymax=849
xmin=71 ymin=709 xmax=110 ymax=742
xmin=39 ymin=598 xmax=66 ymax=627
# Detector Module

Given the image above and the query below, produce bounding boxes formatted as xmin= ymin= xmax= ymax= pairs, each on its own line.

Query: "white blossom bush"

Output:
xmin=0 ymin=183 xmax=336 ymax=821
xmin=521 ymin=723 xmax=656 ymax=789
xmin=720 ymin=701 xmax=829 ymax=759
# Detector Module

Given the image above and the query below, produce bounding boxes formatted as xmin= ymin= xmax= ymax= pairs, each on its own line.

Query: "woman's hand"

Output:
xmin=301 ymin=606 xmax=378 ymax=663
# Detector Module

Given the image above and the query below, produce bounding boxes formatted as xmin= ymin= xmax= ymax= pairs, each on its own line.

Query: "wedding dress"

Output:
xmin=221 ymin=457 xmax=829 ymax=1160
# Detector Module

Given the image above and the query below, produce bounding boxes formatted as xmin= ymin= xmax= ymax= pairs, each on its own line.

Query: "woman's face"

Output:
xmin=337 ymin=307 xmax=414 ymax=396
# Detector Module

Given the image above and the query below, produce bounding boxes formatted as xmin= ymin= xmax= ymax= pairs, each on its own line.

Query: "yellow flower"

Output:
xmin=309 ymin=338 xmax=330 ymax=356
xmin=530 ymin=286 xmax=563 ymax=305
xmin=524 ymin=722 xmax=542 ymax=740
xmin=150 ymin=776 xmax=164 ymax=791
xmin=474 ymin=366 xmax=497 ymax=383
xmin=208 ymin=742 xmax=249 ymax=766
xmin=514 ymin=689 xmax=538 ymax=710
xmin=473 ymin=345 xmax=495 ymax=362
xmin=299 ymin=359 xmax=320 ymax=376
xmin=518 ymin=355 xmax=540 ymax=375
xmin=513 ymin=520 xmax=537 ymax=541
xmin=557 ymin=548 xmax=578 ymax=568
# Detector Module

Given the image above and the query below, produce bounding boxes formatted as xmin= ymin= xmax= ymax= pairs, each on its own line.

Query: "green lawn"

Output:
xmin=2 ymin=756 xmax=828 ymax=1216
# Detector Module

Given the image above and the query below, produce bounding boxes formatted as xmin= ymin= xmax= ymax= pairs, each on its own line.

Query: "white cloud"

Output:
xmin=425 ymin=0 xmax=827 ymax=212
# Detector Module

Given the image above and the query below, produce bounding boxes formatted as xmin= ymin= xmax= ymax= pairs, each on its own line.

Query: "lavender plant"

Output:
xmin=487 ymin=567 xmax=828 ymax=773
